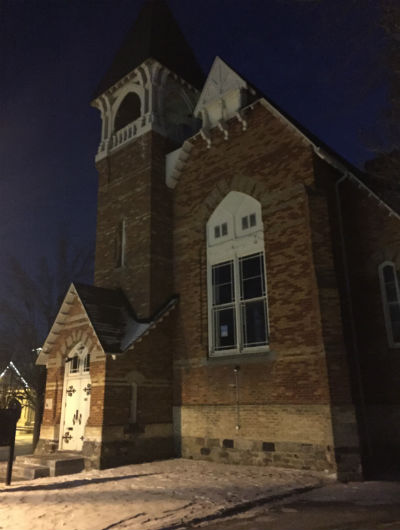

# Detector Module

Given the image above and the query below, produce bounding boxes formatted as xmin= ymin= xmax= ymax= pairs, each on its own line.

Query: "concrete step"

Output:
xmin=16 ymin=455 xmax=47 ymax=466
xmin=48 ymin=456 xmax=85 ymax=477
xmin=15 ymin=453 xmax=85 ymax=477
xmin=11 ymin=463 xmax=50 ymax=480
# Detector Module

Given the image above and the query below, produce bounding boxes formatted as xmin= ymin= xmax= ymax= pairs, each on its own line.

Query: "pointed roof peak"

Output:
xmin=93 ymin=0 xmax=204 ymax=99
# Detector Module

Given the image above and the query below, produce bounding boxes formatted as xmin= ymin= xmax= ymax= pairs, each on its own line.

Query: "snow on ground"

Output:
xmin=0 ymin=459 xmax=329 ymax=530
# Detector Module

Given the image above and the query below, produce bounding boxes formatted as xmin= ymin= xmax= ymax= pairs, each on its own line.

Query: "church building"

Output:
xmin=36 ymin=0 xmax=400 ymax=481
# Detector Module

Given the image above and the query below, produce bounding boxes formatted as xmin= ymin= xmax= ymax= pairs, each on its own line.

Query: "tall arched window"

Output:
xmin=378 ymin=261 xmax=400 ymax=347
xmin=114 ymin=92 xmax=141 ymax=131
xmin=207 ymin=191 xmax=269 ymax=356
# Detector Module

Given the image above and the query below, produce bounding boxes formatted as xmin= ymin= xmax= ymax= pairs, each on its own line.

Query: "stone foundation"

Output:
xmin=99 ymin=436 xmax=175 ymax=468
xmin=181 ymin=435 xmax=334 ymax=472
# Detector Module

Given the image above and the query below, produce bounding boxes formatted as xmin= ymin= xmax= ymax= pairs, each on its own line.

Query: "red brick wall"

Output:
xmin=314 ymin=154 xmax=400 ymax=470
xmin=339 ymin=177 xmax=400 ymax=456
xmin=172 ymin=103 xmax=331 ymax=404
xmin=95 ymin=131 xmax=175 ymax=319
xmin=169 ymin=103 xmax=363 ymax=476
xmin=102 ymin=314 xmax=174 ymax=428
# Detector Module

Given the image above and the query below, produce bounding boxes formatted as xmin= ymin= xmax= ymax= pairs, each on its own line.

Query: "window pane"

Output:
xmin=83 ymin=353 xmax=90 ymax=372
xmin=385 ymin=281 xmax=398 ymax=303
xmin=241 ymin=300 xmax=267 ymax=347
xmin=389 ymin=303 xmax=400 ymax=323
xmin=392 ymin=320 xmax=400 ymax=343
xmin=240 ymin=253 xmax=264 ymax=280
xmin=383 ymin=264 xmax=396 ymax=283
xmin=214 ymin=226 xmax=220 ymax=238
xmin=70 ymin=356 xmax=79 ymax=374
xmin=389 ymin=302 xmax=400 ymax=343
xmin=242 ymin=216 xmax=249 ymax=230
xmin=242 ymin=277 xmax=263 ymax=299
xmin=240 ymin=253 xmax=265 ymax=300
xmin=213 ymin=306 xmax=236 ymax=350
xmin=249 ymin=213 xmax=256 ymax=227
xmin=221 ymin=222 xmax=228 ymax=236
xmin=212 ymin=262 xmax=234 ymax=305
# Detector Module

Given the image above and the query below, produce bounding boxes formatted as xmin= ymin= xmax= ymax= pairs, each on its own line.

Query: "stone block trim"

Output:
xmin=180 ymin=435 xmax=335 ymax=473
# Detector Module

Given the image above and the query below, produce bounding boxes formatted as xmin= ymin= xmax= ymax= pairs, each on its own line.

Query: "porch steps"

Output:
xmin=11 ymin=462 xmax=50 ymax=480
xmin=14 ymin=452 xmax=85 ymax=480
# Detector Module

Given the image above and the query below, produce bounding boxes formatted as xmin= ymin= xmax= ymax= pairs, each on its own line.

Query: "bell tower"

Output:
xmin=91 ymin=0 xmax=203 ymax=318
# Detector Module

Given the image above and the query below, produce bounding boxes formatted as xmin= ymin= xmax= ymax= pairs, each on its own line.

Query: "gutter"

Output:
xmin=334 ymin=173 xmax=372 ymax=459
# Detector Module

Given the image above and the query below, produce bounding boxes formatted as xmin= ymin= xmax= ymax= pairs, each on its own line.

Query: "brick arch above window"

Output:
xmin=194 ymin=174 xmax=268 ymax=240
xmin=56 ymin=331 xmax=96 ymax=368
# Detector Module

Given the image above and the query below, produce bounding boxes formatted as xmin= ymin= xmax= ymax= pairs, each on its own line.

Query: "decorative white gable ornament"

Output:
xmin=166 ymin=57 xmax=255 ymax=189
xmin=194 ymin=56 xmax=253 ymax=129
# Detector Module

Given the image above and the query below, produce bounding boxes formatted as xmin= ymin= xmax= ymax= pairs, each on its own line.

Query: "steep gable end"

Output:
xmin=194 ymin=56 xmax=256 ymax=128
xmin=36 ymin=284 xmax=104 ymax=365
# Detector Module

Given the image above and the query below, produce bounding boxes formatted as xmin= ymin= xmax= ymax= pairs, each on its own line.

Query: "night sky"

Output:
xmin=0 ymin=0 xmax=389 ymax=312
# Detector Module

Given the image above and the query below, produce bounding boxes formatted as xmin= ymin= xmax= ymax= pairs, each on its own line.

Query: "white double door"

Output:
xmin=60 ymin=373 xmax=91 ymax=451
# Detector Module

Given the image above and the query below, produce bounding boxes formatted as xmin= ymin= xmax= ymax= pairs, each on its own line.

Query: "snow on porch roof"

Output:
xmin=38 ymin=283 xmax=178 ymax=362
xmin=75 ymin=284 xmax=178 ymax=354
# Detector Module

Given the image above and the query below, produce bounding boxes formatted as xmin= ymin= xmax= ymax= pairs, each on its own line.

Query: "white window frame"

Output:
xmin=207 ymin=192 xmax=269 ymax=357
xmin=378 ymin=261 xmax=400 ymax=348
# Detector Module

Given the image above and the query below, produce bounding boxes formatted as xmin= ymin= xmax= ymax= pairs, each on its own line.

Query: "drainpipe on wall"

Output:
xmin=233 ymin=366 xmax=240 ymax=431
xmin=335 ymin=173 xmax=372 ymax=458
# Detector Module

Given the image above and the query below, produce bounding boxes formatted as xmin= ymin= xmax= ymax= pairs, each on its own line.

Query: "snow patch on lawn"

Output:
xmin=0 ymin=459 xmax=327 ymax=530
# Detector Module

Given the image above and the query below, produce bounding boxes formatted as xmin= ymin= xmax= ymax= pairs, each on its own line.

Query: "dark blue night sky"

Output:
xmin=0 ymin=0 xmax=389 ymax=309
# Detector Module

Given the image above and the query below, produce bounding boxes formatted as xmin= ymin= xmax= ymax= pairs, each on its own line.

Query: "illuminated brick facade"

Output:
xmin=37 ymin=0 xmax=400 ymax=480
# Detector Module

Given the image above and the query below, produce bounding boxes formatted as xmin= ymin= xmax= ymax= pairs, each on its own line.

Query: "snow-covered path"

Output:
xmin=0 ymin=459 xmax=328 ymax=530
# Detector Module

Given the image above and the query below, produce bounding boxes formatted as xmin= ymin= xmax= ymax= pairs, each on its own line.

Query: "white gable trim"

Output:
xmin=194 ymin=56 xmax=248 ymax=117
xmin=36 ymin=284 xmax=104 ymax=367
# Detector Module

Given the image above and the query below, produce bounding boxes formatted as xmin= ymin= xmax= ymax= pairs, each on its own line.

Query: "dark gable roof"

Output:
xmin=93 ymin=0 xmax=204 ymax=99
xmin=75 ymin=283 xmax=177 ymax=354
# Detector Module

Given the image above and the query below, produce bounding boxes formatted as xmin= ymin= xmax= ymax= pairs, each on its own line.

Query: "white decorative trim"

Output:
xmin=235 ymin=110 xmax=247 ymax=131
xmin=217 ymin=120 xmax=229 ymax=140
xmin=166 ymin=141 xmax=193 ymax=188
xmin=37 ymin=283 xmax=105 ymax=367
xmin=200 ymin=128 xmax=212 ymax=149
xmin=194 ymin=56 xmax=247 ymax=123
xmin=92 ymin=59 xmax=200 ymax=162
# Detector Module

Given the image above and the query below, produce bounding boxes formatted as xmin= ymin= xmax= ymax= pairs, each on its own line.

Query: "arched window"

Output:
xmin=378 ymin=261 xmax=400 ymax=347
xmin=67 ymin=344 xmax=90 ymax=374
xmin=207 ymin=191 xmax=269 ymax=356
xmin=114 ymin=93 xmax=141 ymax=131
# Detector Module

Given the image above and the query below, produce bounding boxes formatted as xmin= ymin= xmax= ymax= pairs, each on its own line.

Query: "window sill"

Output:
xmin=206 ymin=349 xmax=276 ymax=365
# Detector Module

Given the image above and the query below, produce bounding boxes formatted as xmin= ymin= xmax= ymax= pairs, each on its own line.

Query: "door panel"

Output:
xmin=60 ymin=375 xmax=91 ymax=451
